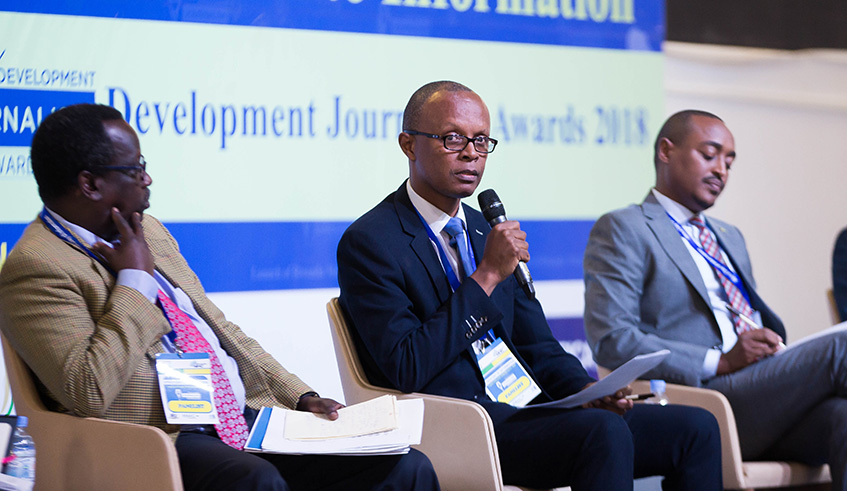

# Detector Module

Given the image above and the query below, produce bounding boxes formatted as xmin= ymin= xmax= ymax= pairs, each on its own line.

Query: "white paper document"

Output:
xmin=777 ymin=321 xmax=847 ymax=354
xmin=283 ymin=393 xmax=398 ymax=440
xmin=245 ymin=396 xmax=424 ymax=456
xmin=534 ymin=350 xmax=670 ymax=409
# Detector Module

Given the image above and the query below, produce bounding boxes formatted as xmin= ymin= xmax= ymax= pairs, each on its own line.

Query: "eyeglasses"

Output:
xmin=98 ymin=155 xmax=147 ymax=180
xmin=405 ymin=130 xmax=497 ymax=154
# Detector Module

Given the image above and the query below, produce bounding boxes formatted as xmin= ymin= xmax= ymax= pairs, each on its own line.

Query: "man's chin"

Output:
xmin=693 ymin=197 xmax=716 ymax=212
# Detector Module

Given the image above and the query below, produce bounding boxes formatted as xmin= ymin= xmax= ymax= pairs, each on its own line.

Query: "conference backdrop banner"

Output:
xmin=0 ymin=1 xmax=663 ymax=403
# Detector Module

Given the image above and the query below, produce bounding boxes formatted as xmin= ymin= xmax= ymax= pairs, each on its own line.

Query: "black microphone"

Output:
xmin=477 ymin=189 xmax=536 ymax=300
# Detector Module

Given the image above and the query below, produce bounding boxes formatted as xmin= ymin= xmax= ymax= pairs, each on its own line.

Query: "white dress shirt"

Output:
xmin=407 ymin=180 xmax=472 ymax=280
xmin=651 ymin=190 xmax=762 ymax=379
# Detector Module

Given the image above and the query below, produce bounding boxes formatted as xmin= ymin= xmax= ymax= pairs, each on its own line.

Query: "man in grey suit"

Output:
xmin=583 ymin=109 xmax=847 ymax=490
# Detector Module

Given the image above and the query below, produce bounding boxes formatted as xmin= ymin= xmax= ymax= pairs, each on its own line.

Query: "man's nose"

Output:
xmin=713 ymin=157 xmax=728 ymax=177
xmin=459 ymin=140 xmax=480 ymax=160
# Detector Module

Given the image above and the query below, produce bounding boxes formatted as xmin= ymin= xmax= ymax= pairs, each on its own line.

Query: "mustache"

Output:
xmin=704 ymin=176 xmax=724 ymax=189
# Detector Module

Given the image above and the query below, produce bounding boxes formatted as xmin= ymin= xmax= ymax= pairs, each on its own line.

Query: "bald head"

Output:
xmin=654 ymin=110 xmax=723 ymax=167
xmin=402 ymin=80 xmax=473 ymax=131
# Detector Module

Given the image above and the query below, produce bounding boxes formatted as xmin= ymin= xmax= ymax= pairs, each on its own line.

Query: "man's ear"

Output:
xmin=399 ymin=132 xmax=416 ymax=161
xmin=78 ymin=170 xmax=103 ymax=201
xmin=656 ymin=137 xmax=674 ymax=165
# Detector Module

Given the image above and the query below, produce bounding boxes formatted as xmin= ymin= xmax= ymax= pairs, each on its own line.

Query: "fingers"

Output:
xmin=740 ymin=329 xmax=783 ymax=352
xmin=109 ymin=207 xmax=133 ymax=236
xmin=490 ymin=221 xmax=530 ymax=262
xmin=761 ymin=327 xmax=784 ymax=346
xmin=301 ymin=397 xmax=344 ymax=420
xmin=90 ymin=241 xmax=114 ymax=262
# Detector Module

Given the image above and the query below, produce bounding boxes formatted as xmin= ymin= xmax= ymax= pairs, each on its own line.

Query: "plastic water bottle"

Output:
xmin=5 ymin=415 xmax=35 ymax=481
xmin=648 ymin=380 xmax=669 ymax=406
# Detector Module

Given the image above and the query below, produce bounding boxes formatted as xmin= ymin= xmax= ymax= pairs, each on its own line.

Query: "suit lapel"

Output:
xmin=395 ymin=185 xmax=453 ymax=305
xmin=36 ymin=216 xmax=115 ymax=285
xmin=642 ymin=194 xmax=712 ymax=307
xmin=709 ymin=220 xmax=753 ymax=288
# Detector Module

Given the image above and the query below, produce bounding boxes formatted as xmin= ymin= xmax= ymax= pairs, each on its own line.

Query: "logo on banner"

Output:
xmin=0 ymin=50 xmax=97 ymax=179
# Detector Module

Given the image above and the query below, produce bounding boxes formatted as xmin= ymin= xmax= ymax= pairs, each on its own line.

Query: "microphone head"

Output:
xmin=478 ymin=189 xmax=506 ymax=223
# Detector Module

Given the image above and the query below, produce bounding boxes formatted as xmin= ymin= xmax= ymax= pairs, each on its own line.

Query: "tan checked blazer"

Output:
xmin=0 ymin=215 xmax=312 ymax=435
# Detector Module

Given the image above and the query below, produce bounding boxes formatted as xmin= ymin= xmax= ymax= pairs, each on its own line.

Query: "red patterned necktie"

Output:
xmin=689 ymin=216 xmax=757 ymax=333
xmin=157 ymin=291 xmax=249 ymax=450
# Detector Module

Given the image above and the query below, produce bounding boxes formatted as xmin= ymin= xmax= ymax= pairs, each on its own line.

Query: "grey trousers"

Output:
xmin=705 ymin=329 xmax=847 ymax=490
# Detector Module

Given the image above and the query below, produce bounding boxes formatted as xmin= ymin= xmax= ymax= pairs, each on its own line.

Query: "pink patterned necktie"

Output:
xmin=689 ymin=216 xmax=757 ymax=333
xmin=157 ymin=291 xmax=249 ymax=450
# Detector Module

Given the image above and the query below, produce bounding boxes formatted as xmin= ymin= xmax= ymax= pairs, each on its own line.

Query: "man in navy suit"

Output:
xmin=337 ymin=81 xmax=722 ymax=490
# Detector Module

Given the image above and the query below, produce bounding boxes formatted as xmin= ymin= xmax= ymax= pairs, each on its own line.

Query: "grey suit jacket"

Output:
xmin=583 ymin=193 xmax=785 ymax=386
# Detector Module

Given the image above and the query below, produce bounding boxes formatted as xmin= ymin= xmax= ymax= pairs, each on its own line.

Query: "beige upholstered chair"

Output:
xmin=0 ymin=332 xmax=183 ymax=491
xmin=326 ymin=298 xmax=569 ymax=491
xmin=827 ymin=288 xmax=841 ymax=325
xmin=598 ymin=367 xmax=831 ymax=490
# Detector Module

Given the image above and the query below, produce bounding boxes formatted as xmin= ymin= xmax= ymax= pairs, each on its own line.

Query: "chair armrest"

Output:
xmin=397 ymin=393 xmax=503 ymax=491
xmin=26 ymin=410 xmax=182 ymax=491
xmin=630 ymin=380 xmax=745 ymax=489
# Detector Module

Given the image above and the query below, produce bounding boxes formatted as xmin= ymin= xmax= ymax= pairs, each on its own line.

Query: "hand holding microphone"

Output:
xmin=477 ymin=189 xmax=536 ymax=300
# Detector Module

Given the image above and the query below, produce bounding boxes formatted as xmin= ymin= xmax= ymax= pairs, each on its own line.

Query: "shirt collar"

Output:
xmin=651 ymin=188 xmax=703 ymax=224
xmin=43 ymin=207 xmax=113 ymax=249
xmin=406 ymin=180 xmax=468 ymax=234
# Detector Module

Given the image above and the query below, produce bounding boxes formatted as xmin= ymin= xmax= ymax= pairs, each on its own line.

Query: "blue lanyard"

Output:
xmin=39 ymin=208 xmax=117 ymax=277
xmin=666 ymin=212 xmax=752 ymax=305
xmin=414 ymin=209 xmax=476 ymax=292
xmin=40 ymin=208 xmax=178 ymax=345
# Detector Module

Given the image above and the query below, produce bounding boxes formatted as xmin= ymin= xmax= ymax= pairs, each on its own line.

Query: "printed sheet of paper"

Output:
xmin=283 ymin=394 xmax=398 ymax=440
xmin=247 ymin=397 xmax=424 ymax=455
xmin=534 ymin=350 xmax=670 ymax=409
xmin=776 ymin=321 xmax=847 ymax=354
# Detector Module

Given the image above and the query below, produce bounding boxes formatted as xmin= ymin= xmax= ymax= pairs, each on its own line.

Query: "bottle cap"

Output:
xmin=15 ymin=415 xmax=28 ymax=428
xmin=649 ymin=379 xmax=666 ymax=393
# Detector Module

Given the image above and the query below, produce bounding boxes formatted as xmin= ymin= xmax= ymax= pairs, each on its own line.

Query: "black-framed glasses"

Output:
xmin=97 ymin=155 xmax=147 ymax=180
xmin=405 ymin=130 xmax=497 ymax=154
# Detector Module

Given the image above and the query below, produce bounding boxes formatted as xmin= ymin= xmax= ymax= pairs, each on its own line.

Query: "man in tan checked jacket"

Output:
xmin=0 ymin=103 xmax=438 ymax=491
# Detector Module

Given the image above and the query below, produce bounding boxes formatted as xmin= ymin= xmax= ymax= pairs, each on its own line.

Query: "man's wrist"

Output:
xmin=296 ymin=391 xmax=319 ymax=410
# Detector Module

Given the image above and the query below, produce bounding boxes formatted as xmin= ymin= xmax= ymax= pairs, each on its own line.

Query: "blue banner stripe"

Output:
xmin=3 ymin=1 xmax=663 ymax=51
xmin=0 ymin=219 xmax=595 ymax=292
xmin=0 ymin=89 xmax=95 ymax=146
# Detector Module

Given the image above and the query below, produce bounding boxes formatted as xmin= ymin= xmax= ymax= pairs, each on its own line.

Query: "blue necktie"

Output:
xmin=443 ymin=217 xmax=476 ymax=280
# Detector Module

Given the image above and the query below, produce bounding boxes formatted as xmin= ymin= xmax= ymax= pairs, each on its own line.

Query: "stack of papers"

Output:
xmin=245 ymin=394 xmax=424 ymax=456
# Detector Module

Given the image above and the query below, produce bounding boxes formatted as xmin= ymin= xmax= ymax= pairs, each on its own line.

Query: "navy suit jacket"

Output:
xmin=337 ymin=183 xmax=593 ymax=423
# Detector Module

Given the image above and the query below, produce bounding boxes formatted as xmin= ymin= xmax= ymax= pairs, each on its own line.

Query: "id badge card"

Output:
xmin=155 ymin=353 xmax=220 ymax=425
xmin=474 ymin=334 xmax=542 ymax=408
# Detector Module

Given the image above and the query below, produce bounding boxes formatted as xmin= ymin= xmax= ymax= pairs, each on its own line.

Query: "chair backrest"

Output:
xmin=1 ymin=332 xmax=183 ymax=490
xmin=326 ymin=297 xmax=399 ymax=404
xmin=326 ymin=298 xmax=542 ymax=491
xmin=1 ymin=332 xmax=47 ymax=416
xmin=827 ymin=288 xmax=841 ymax=325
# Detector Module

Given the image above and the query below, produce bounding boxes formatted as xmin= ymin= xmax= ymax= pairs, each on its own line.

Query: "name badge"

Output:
xmin=474 ymin=333 xmax=541 ymax=408
xmin=155 ymin=353 xmax=220 ymax=425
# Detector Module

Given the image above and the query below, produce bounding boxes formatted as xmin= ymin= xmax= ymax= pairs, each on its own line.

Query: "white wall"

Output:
xmin=664 ymin=42 xmax=847 ymax=340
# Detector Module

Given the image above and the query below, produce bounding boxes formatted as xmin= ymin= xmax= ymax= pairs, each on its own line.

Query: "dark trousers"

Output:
xmin=174 ymin=408 xmax=439 ymax=491
xmin=176 ymin=433 xmax=438 ymax=491
xmin=491 ymin=403 xmax=722 ymax=491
